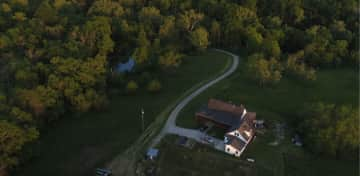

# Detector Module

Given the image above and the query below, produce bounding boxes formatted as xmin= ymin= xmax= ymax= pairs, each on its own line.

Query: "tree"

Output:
xmin=126 ymin=80 xmax=138 ymax=94
xmin=132 ymin=46 xmax=149 ymax=64
xmin=14 ymin=68 xmax=39 ymax=88
xmin=9 ymin=107 xmax=33 ymax=123
xmin=189 ymin=27 xmax=209 ymax=51
xmin=16 ymin=86 xmax=63 ymax=120
xmin=81 ymin=16 xmax=114 ymax=56
xmin=209 ymin=20 xmax=221 ymax=47
xmin=159 ymin=16 xmax=176 ymax=40
xmin=1 ymin=3 xmax=11 ymax=13
xmin=330 ymin=20 xmax=353 ymax=41
xmin=10 ymin=0 xmax=28 ymax=7
xmin=246 ymin=27 xmax=263 ymax=52
xmin=47 ymin=55 xmax=107 ymax=113
xmin=158 ymin=51 xmax=183 ymax=68
xmin=147 ymin=79 xmax=162 ymax=93
xmin=224 ymin=5 xmax=259 ymax=47
xmin=285 ymin=51 xmax=317 ymax=81
xmin=0 ymin=120 xmax=38 ymax=169
xmin=0 ymin=94 xmax=9 ymax=112
xmin=330 ymin=40 xmax=348 ymax=65
xmin=300 ymin=103 xmax=359 ymax=158
xmin=53 ymin=0 xmax=69 ymax=10
xmin=304 ymin=25 xmax=334 ymax=66
xmin=88 ymin=0 xmax=124 ymax=17
xmin=12 ymin=12 xmax=26 ymax=21
xmin=152 ymin=0 xmax=171 ymax=11
xmin=138 ymin=6 xmax=162 ymax=26
xmin=177 ymin=10 xmax=204 ymax=32
xmin=246 ymin=53 xmax=283 ymax=86
xmin=34 ymin=1 xmax=58 ymax=24
xmin=136 ymin=27 xmax=150 ymax=47
xmin=262 ymin=38 xmax=281 ymax=57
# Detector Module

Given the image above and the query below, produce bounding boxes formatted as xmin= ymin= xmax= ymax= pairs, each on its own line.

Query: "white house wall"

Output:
xmin=241 ymin=108 xmax=247 ymax=119
xmin=226 ymin=130 xmax=248 ymax=143
xmin=225 ymin=144 xmax=242 ymax=157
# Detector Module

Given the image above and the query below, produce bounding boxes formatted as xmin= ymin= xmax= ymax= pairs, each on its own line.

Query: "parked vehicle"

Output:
xmin=198 ymin=126 xmax=209 ymax=132
xmin=96 ymin=168 xmax=112 ymax=176
xmin=246 ymin=158 xmax=255 ymax=162
xmin=203 ymin=136 xmax=214 ymax=144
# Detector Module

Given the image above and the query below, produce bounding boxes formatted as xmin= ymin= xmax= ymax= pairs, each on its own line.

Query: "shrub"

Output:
xmin=126 ymin=80 xmax=138 ymax=94
xmin=147 ymin=79 xmax=162 ymax=93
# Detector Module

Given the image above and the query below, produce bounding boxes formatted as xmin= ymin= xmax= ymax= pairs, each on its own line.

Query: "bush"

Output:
xmin=126 ymin=80 xmax=138 ymax=94
xmin=299 ymin=103 xmax=359 ymax=158
xmin=147 ymin=79 xmax=162 ymax=93
xmin=285 ymin=51 xmax=317 ymax=81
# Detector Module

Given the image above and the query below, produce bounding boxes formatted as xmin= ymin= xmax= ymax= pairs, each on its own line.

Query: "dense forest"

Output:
xmin=0 ymin=0 xmax=358 ymax=173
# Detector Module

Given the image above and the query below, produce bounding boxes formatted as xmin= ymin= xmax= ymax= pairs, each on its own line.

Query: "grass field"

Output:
xmin=175 ymin=62 xmax=358 ymax=176
xmin=14 ymin=50 xmax=231 ymax=176
xmin=154 ymin=135 xmax=269 ymax=176
xmin=177 ymin=68 xmax=358 ymax=128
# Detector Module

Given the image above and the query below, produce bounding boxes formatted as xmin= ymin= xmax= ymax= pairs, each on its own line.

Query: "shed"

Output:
xmin=146 ymin=148 xmax=159 ymax=160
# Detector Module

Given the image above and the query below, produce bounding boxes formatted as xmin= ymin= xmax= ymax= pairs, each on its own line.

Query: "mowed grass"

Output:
xmin=156 ymin=135 xmax=266 ymax=176
xmin=177 ymin=68 xmax=358 ymax=128
xmin=14 ymin=50 xmax=231 ymax=176
xmin=176 ymin=62 xmax=358 ymax=176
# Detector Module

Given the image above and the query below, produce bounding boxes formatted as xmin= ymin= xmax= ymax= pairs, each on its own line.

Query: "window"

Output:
xmin=227 ymin=148 xmax=230 ymax=152
xmin=236 ymin=151 xmax=238 ymax=154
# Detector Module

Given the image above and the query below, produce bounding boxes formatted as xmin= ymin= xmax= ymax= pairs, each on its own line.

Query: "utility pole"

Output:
xmin=141 ymin=108 xmax=145 ymax=131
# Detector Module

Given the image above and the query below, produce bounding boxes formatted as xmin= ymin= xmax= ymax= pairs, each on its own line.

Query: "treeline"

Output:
xmin=0 ymin=0 xmax=358 ymax=172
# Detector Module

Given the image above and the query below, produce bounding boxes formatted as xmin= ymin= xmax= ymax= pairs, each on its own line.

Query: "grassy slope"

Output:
xmin=176 ymin=62 xmax=358 ymax=176
xmin=156 ymin=135 xmax=262 ymax=176
xmin=14 ymin=50 xmax=231 ymax=176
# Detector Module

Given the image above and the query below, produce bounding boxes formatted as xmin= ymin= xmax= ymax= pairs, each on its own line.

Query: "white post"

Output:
xmin=141 ymin=108 xmax=145 ymax=131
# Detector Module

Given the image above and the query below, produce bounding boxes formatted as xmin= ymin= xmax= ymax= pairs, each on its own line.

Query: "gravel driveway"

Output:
xmin=151 ymin=49 xmax=239 ymax=152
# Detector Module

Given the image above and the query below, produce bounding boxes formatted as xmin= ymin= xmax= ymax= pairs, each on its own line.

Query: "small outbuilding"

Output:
xmin=115 ymin=57 xmax=135 ymax=73
xmin=254 ymin=120 xmax=265 ymax=129
xmin=146 ymin=148 xmax=159 ymax=160
xmin=292 ymin=134 xmax=303 ymax=147
xmin=96 ymin=168 xmax=112 ymax=176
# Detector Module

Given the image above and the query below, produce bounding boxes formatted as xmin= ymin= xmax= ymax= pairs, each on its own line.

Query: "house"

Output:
xmin=195 ymin=99 xmax=256 ymax=157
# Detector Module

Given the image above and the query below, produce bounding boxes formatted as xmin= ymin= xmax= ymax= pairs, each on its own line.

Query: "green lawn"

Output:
xmin=176 ymin=62 xmax=358 ymax=176
xmin=177 ymin=68 xmax=358 ymax=128
xmin=14 ymin=50 xmax=231 ymax=176
xmin=154 ymin=135 xmax=265 ymax=176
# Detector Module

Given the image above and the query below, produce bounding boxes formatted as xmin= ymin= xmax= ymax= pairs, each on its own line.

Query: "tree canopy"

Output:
xmin=299 ymin=103 xmax=359 ymax=159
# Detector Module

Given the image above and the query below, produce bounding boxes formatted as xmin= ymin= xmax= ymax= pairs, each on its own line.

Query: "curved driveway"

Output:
xmin=151 ymin=49 xmax=240 ymax=150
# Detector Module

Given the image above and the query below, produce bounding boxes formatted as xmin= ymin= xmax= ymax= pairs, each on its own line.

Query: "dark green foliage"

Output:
xmin=0 ymin=120 xmax=38 ymax=169
xmin=126 ymin=80 xmax=138 ymax=94
xmin=246 ymin=53 xmax=283 ymax=86
xmin=147 ymin=79 xmax=162 ymax=93
xmin=299 ymin=103 xmax=359 ymax=159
